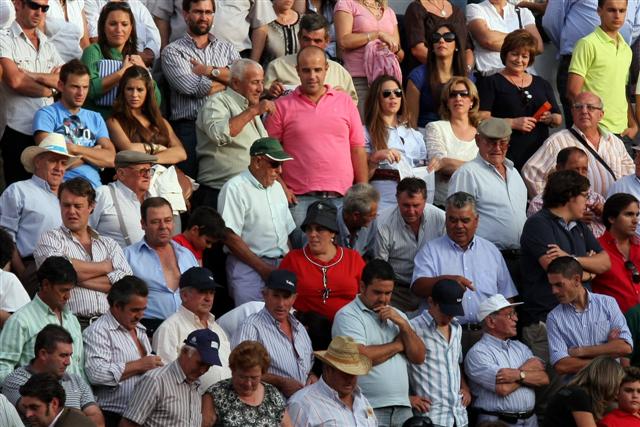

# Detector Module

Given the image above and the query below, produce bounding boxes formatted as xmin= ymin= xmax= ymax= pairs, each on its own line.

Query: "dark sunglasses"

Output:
xmin=449 ymin=90 xmax=471 ymax=99
xmin=263 ymin=157 xmax=283 ymax=168
xmin=430 ymin=32 xmax=456 ymax=44
xmin=382 ymin=89 xmax=403 ymax=98
xmin=625 ymin=261 xmax=640 ymax=284
xmin=26 ymin=0 xmax=50 ymax=12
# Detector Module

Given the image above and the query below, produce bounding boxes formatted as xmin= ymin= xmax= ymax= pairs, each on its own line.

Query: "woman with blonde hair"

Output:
xmin=364 ymin=74 xmax=435 ymax=209
xmin=544 ymin=356 xmax=625 ymax=426
xmin=426 ymin=76 xmax=479 ymax=206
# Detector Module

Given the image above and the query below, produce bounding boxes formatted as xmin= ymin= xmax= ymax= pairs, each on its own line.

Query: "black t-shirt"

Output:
xmin=519 ymin=209 xmax=602 ymax=325
xmin=478 ymin=73 xmax=560 ymax=170
xmin=544 ymin=386 xmax=593 ymax=427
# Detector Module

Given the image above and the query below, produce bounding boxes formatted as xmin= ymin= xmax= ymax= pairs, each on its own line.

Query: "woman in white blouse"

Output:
xmin=44 ymin=0 xmax=91 ymax=62
xmin=426 ymin=76 xmax=479 ymax=206
xmin=364 ymin=74 xmax=436 ymax=210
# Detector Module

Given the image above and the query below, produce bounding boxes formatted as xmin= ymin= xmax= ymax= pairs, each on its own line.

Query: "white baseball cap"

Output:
xmin=478 ymin=294 xmax=523 ymax=322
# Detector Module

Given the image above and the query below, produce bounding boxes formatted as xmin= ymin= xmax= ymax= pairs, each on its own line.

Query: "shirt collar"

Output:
xmin=10 ymin=20 xmax=47 ymax=42
xmin=293 ymin=84 xmax=336 ymax=102
xmin=33 ymin=294 xmax=71 ymax=317
xmin=475 ymin=154 xmax=515 ymax=174
xmin=104 ymin=310 xmax=147 ymax=333
xmin=48 ymin=409 xmax=64 ymax=427
xmin=594 ymin=25 xmax=626 ymax=45
xmin=168 ymin=359 xmax=199 ymax=387
xmin=243 ymin=169 xmax=268 ymax=190
xmin=30 ymin=175 xmax=54 ymax=192
xmin=60 ymin=224 xmax=100 ymax=240
xmin=445 ymin=235 xmax=476 ymax=252
xmin=260 ymin=307 xmax=301 ymax=331
xmin=178 ymin=304 xmax=215 ymax=326
xmin=601 ymin=229 xmax=640 ymax=247
xmin=566 ymin=290 xmax=592 ymax=312
xmin=225 ymin=87 xmax=249 ymax=107
xmin=114 ymin=180 xmax=140 ymax=201
xmin=317 ymin=376 xmax=363 ymax=403
xmin=542 ymin=208 xmax=578 ymax=230
xmin=482 ymin=332 xmax=512 ymax=351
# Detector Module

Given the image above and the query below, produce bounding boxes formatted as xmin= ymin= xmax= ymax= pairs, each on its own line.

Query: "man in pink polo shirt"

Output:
xmin=265 ymin=45 xmax=368 ymax=237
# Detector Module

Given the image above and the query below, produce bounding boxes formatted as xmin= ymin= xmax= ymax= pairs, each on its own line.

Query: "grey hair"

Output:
xmin=230 ymin=58 xmax=262 ymax=81
xmin=445 ymin=192 xmax=477 ymax=215
xmin=343 ymin=184 xmax=380 ymax=215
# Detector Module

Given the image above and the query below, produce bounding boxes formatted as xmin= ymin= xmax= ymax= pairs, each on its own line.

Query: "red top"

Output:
xmin=280 ymin=246 xmax=365 ymax=321
xmin=598 ymin=409 xmax=640 ymax=427
xmin=592 ymin=230 xmax=640 ymax=313
xmin=172 ymin=234 xmax=203 ymax=262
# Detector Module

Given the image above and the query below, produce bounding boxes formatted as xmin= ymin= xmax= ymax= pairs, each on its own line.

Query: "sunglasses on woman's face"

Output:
xmin=430 ymin=32 xmax=456 ymax=44
xmin=449 ymin=90 xmax=470 ymax=99
xmin=381 ymin=89 xmax=403 ymax=98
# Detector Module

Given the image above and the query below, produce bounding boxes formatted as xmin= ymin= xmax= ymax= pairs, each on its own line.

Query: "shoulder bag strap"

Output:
xmin=568 ymin=127 xmax=617 ymax=180
xmin=515 ymin=7 xmax=523 ymax=29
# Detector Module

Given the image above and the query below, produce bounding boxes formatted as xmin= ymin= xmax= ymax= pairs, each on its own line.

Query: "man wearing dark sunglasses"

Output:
xmin=217 ymin=137 xmax=296 ymax=306
xmin=0 ymin=0 xmax=64 ymax=186
xmin=592 ymin=193 xmax=640 ymax=314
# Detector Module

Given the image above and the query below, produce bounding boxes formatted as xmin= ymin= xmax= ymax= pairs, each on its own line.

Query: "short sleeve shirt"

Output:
xmin=544 ymin=386 xmax=593 ymax=427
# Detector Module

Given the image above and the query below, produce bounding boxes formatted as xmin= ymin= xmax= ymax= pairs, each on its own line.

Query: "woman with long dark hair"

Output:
xmin=365 ymin=74 xmax=433 ymax=209
xmin=406 ymin=24 xmax=468 ymax=130
xmin=81 ymin=2 xmax=160 ymax=117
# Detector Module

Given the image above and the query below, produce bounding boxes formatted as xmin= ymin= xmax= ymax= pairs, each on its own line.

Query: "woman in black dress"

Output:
xmin=478 ymin=29 xmax=562 ymax=171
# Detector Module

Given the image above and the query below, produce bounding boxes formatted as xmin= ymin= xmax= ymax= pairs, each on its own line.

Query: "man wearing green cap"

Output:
xmin=218 ymin=137 xmax=296 ymax=306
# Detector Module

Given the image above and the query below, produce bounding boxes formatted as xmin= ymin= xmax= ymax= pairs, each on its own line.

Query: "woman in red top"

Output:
xmin=280 ymin=200 xmax=365 ymax=321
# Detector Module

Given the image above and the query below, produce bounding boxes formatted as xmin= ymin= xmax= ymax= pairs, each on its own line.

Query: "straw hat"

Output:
xmin=314 ymin=336 xmax=372 ymax=376
xmin=20 ymin=134 xmax=78 ymax=173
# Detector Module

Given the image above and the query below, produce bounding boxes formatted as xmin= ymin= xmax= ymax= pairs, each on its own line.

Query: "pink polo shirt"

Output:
xmin=265 ymin=86 xmax=365 ymax=196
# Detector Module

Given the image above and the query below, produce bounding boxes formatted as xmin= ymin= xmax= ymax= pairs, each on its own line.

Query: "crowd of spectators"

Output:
xmin=3 ymin=0 xmax=640 ymax=426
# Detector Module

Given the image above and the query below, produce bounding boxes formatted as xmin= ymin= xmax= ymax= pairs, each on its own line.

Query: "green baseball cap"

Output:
xmin=250 ymin=137 xmax=294 ymax=162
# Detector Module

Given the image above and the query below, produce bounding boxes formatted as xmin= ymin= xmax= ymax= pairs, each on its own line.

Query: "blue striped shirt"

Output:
xmin=464 ymin=334 xmax=536 ymax=413
xmin=547 ymin=291 xmax=633 ymax=366
xmin=409 ymin=311 xmax=467 ymax=427
xmin=412 ymin=235 xmax=518 ymax=324
xmin=232 ymin=308 xmax=313 ymax=384
xmin=83 ymin=311 xmax=153 ymax=414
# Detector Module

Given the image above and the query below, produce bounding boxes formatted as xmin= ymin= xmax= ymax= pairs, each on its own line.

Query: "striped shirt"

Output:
xmin=122 ymin=359 xmax=202 ymax=427
xmin=0 ymin=295 xmax=84 ymax=382
xmin=161 ymin=33 xmax=240 ymax=121
xmin=464 ymin=334 xmax=537 ymax=414
xmin=34 ymin=226 xmax=132 ymax=318
xmin=547 ymin=291 xmax=633 ymax=366
xmin=83 ymin=311 xmax=153 ymax=414
xmin=373 ymin=204 xmax=446 ymax=286
xmin=232 ymin=308 xmax=313 ymax=384
xmin=2 ymin=365 xmax=96 ymax=410
xmin=409 ymin=311 xmax=468 ymax=427
xmin=522 ymin=127 xmax=634 ymax=198
xmin=287 ymin=377 xmax=377 ymax=427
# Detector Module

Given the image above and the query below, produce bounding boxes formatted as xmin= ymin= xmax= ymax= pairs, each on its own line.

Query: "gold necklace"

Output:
xmin=427 ymin=0 xmax=447 ymax=16
xmin=361 ymin=0 xmax=382 ymax=18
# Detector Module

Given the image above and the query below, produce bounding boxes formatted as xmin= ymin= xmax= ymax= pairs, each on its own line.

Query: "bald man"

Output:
xmin=265 ymin=46 xmax=368 ymax=238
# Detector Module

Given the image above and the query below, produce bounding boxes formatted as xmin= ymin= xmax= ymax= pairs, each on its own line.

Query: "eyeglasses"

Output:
xmin=493 ymin=310 xmax=518 ymax=320
xmin=625 ymin=261 xmax=640 ymax=283
xmin=449 ymin=90 xmax=471 ymax=99
xmin=26 ymin=0 xmax=49 ymax=12
xmin=482 ymin=139 xmax=509 ymax=148
xmin=262 ymin=157 xmax=282 ymax=168
xmin=382 ymin=89 xmax=403 ymax=98
xmin=430 ymin=32 xmax=456 ymax=44
xmin=127 ymin=167 xmax=153 ymax=177
xmin=572 ymin=103 xmax=603 ymax=112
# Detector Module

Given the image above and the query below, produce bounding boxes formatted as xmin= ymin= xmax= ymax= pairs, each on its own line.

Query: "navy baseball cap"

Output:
xmin=265 ymin=270 xmax=297 ymax=293
xmin=179 ymin=267 xmax=222 ymax=291
xmin=184 ymin=329 xmax=222 ymax=366
xmin=431 ymin=279 xmax=465 ymax=317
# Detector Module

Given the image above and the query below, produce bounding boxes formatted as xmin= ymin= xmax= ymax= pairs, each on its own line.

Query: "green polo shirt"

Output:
xmin=569 ymin=26 xmax=632 ymax=134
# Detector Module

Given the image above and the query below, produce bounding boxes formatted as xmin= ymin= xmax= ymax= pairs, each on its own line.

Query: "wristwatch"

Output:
xmin=210 ymin=68 xmax=221 ymax=79
xmin=519 ymin=370 xmax=526 ymax=383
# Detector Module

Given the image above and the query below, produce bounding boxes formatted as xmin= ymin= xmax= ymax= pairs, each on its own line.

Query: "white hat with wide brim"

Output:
xmin=20 ymin=134 xmax=78 ymax=173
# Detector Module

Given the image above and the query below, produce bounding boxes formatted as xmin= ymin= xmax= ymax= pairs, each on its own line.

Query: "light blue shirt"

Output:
xmin=412 ymin=235 xmax=518 ymax=324
xmin=547 ymin=291 xmax=633 ymax=366
xmin=336 ymin=206 xmax=376 ymax=259
xmin=0 ymin=175 xmax=62 ymax=257
xmin=543 ymin=0 xmax=640 ymax=56
xmin=288 ymin=377 xmax=377 ymax=427
xmin=33 ymin=101 xmax=110 ymax=188
xmin=465 ymin=334 xmax=537 ymax=413
xmin=124 ymin=240 xmax=198 ymax=319
xmin=608 ymin=173 xmax=640 ymax=235
xmin=218 ymin=170 xmax=295 ymax=258
xmin=409 ymin=311 xmax=467 ymax=427
xmin=332 ymin=296 xmax=411 ymax=409
xmin=448 ymin=155 xmax=527 ymax=250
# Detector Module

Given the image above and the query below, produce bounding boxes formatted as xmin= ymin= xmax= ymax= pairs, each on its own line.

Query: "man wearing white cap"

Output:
xmin=464 ymin=294 xmax=549 ymax=427
xmin=0 ymin=133 xmax=77 ymax=295
xmin=287 ymin=335 xmax=377 ymax=427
